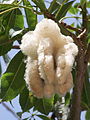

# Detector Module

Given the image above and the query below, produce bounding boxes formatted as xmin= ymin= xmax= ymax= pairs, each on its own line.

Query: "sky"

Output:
xmin=0 ymin=0 xmax=87 ymax=120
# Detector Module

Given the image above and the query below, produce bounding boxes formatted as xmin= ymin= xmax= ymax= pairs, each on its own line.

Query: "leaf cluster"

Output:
xmin=0 ymin=0 xmax=90 ymax=120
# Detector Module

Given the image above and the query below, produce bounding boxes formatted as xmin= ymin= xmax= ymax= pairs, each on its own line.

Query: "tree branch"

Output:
xmin=85 ymin=43 xmax=90 ymax=63
xmin=82 ymin=3 xmax=88 ymax=29
xmin=68 ymin=49 xmax=86 ymax=120
xmin=12 ymin=45 xmax=20 ymax=49
xmin=68 ymin=29 xmax=88 ymax=120
xmin=60 ymin=21 xmax=82 ymax=34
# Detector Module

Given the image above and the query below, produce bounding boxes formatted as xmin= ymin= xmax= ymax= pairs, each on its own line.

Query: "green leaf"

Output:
xmin=37 ymin=0 xmax=46 ymax=10
xmin=0 ymin=51 xmax=25 ymax=101
xmin=87 ymin=33 xmax=90 ymax=43
xmin=14 ymin=14 xmax=24 ymax=29
xmin=58 ymin=23 xmax=70 ymax=36
xmin=10 ymin=28 xmax=29 ymax=43
xmin=0 ymin=73 xmax=15 ymax=100
xmin=0 ymin=9 xmax=23 ymax=56
xmin=69 ymin=7 xmax=79 ymax=14
xmin=0 ymin=42 xmax=12 ymax=56
xmin=0 ymin=8 xmax=22 ymax=35
xmin=88 ymin=39 xmax=90 ymax=44
xmin=0 ymin=34 xmax=12 ymax=56
xmin=65 ymin=92 xmax=71 ymax=105
xmin=0 ymin=10 xmax=17 ymax=34
xmin=37 ymin=115 xmax=51 ymax=120
xmin=82 ymin=69 xmax=90 ymax=109
xmin=86 ymin=2 xmax=90 ymax=8
xmin=33 ymin=97 xmax=54 ymax=115
xmin=55 ymin=0 xmax=74 ymax=20
xmin=0 ymin=4 xmax=14 ymax=12
xmin=87 ymin=18 xmax=90 ymax=33
xmin=86 ymin=110 xmax=90 ymax=120
xmin=48 ymin=0 xmax=60 ymax=15
xmin=32 ymin=0 xmax=46 ymax=12
xmin=80 ymin=0 xmax=87 ymax=5
xmin=19 ymin=87 xmax=34 ymax=112
xmin=54 ymin=94 xmax=61 ymax=104
xmin=74 ymin=2 xmax=80 ymax=8
xmin=0 ymin=34 xmax=9 ymax=44
xmin=0 ymin=6 xmax=18 ymax=16
xmin=23 ymin=0 xmax=37 ymax=30
xmin=0 ymin=61 xmax=2 ymax=76
xmin=5 ymin=10 xmax=16 ymax=34
xmin=57 ymin=0 xmax=69 ymax=4
xmin=48 ymin=0 xmax=57 ymax=12
xmin=3 ymin=54 xmax=10 ymax=64
xmin=14 ymin=9 xmax=24 ymax=30
xmin=0 ymin=28 xmax=29 ymax=50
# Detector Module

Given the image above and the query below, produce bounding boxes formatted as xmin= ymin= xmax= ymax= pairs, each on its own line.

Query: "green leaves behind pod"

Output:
xmin=23 ymin=0 xmax=37 ymax=30
xmin=86 ymin=110 xmax=90 ymax=120
xmin=32 ymin=0 xmax=46 ymax=12
xmin=0 ymin=51 xmax=25 ymax=101
xmin=19 ymin=87 xmax=34 ymax=112
xmin=37 ymin=115 xmax=51 ymax=120
xmin=48 ymin=0 xmax=60 ymax=15
xmin=19 ymin=87 xmax=54 ymax=114
xmin=0 ymin=34 xmax=12 ymax=56
xmin=55 ymin=0 xmax=74 ymax=20
xmin=33 ymin=96 xmax=54 ymax=115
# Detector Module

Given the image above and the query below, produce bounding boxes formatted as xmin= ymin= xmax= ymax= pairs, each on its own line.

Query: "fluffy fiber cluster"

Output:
xmin=20 ymin=18 xmax=78 ymax=98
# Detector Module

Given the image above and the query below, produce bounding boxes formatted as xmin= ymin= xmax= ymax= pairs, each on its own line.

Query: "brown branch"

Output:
xmin=68 ymin=30 xmax=88 ymax=120
xmin=60 ymin=21 xmax=82 ymax=34
xmin=68 ymin=49 xmax=86 ymax=120
xmin=12 ymin=45 xmax=20 ymax=49
xmin=44 ymin=11 xmax=82 ymax=34
xmin=85 ymin=43 xmax=90 ymax=63
xmin=67 ymin=4 xmax=88 ymax=120
xmin=82 ymin=3 xmax=88 ymax=29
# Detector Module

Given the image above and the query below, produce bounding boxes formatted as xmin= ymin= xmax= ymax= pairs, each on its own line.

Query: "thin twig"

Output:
xmin=77 ymin=29 xmax=86 ymax=39
xmin=12 ymin=45 xmax=20 ymax=49
xmin=0 ymin=7 xmax=19 ymax=15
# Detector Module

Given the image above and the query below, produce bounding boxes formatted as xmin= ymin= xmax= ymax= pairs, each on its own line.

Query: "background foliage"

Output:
xmin=0 ymin=0 xmax=90 ymax=120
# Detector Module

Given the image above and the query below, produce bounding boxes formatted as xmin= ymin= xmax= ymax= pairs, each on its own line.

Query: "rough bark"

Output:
xmin=68 ymin=48 xmax=86 ymax=120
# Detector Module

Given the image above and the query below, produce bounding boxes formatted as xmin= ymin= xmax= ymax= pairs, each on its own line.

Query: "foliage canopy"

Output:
xmin=0 ymin=0 xmax=90 ymax=120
